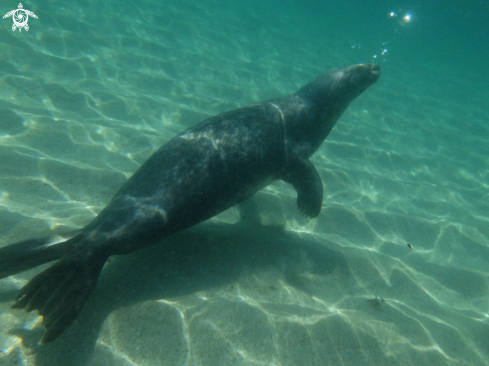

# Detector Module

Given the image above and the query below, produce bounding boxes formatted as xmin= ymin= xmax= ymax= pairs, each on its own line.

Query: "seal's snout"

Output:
xmin=350 ymin=63 xmax=380 ymax=84
xmin=370 ymin=64 xmax=381 ymax=77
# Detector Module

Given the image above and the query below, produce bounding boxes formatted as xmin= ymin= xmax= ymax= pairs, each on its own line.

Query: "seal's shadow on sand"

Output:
xmin=7 ymin=207 xmax=348 ymax=365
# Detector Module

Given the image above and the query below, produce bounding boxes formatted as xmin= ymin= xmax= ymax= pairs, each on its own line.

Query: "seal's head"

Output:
xmin=291 ymin=64 xmax=380 ymax=154
xmin=298 ymin=63 xmax=380 ymax=106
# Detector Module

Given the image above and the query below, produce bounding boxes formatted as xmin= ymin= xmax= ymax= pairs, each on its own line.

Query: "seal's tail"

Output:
xmin=11 ymin=250 xmax=108 ymax=344
xmin=0 ymin=231 xmax=82 ymax=279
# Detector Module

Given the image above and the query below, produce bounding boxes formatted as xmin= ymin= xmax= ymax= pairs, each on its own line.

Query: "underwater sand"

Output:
xmin=1 ymin=0 xmax=488 ymax=365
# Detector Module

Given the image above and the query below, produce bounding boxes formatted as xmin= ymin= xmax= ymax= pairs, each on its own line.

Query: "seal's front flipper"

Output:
xmin=237 ymin=196 xmax=261 ymax=224
xmin=282 ymin=159 xmax=323 ymax=218
xmin=11 ymin=250 xmax=108 ymax=344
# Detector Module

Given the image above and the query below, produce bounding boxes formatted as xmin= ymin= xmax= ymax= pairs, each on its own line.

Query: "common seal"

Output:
xmin=0 ymin=63 xmax=380 ymax=343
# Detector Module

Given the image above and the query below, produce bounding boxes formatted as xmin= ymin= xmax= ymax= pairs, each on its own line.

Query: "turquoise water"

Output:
xmin=1 ymin=0 xmax=488 ymax=365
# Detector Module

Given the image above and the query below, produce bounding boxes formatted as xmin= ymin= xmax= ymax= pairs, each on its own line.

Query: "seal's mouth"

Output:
xmin=370 ymin=64 xmax=381 ymax=78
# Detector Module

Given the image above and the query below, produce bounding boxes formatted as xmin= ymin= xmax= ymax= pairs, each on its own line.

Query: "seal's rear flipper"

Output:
xmin=11 ymin=251 xmax=108 ymax=344
xmin=0 ymin=231 xmax=82 ymax=279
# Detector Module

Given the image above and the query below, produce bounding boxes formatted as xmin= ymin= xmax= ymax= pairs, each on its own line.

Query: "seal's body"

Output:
xmin=0 ymin=64 xmax=380 ymax=343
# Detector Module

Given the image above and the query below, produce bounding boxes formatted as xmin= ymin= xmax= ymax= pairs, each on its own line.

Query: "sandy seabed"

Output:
xmin=0 ymin=0 xmax=488 ymax=365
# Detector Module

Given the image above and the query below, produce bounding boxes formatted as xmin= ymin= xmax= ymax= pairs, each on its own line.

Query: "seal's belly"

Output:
xmin=84 ymin=125 xmax=282 ymax=254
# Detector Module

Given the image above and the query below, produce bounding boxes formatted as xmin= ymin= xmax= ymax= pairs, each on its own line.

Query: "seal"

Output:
xmin=0 ymin=63 xmax=380 ymax=343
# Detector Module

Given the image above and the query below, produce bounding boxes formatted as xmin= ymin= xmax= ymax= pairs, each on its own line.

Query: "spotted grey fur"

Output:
xmin=0 ymin=63 xmax=380 ymax=343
